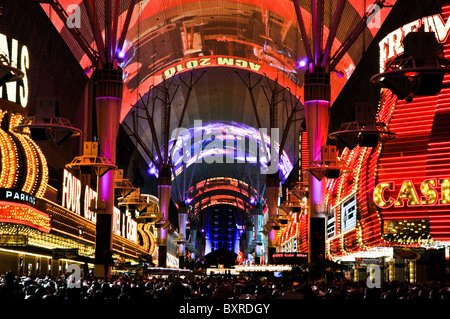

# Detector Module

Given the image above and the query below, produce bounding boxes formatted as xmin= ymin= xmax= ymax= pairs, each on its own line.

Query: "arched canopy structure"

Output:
xmin=187 ymin=176 xmax=267 ymax=214
xmin=36 ymin=0 xmax=397 ymax=264
xmin=41 ymin=0 xmax=396 ymax=187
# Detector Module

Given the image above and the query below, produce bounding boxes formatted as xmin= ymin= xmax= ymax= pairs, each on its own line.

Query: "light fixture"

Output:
xmin=65 ymin=142 xmax=117 ymax=177
xmin=12 ymin=98 xmax=81 ymax=145
xmin=371 ymin=31 xmax=450 ymax=103
xmin=297 ymin=58 xmax=308 ymax=69
xmin=306 ymin=145 xmax=352 ymax=181
xmin=0 ymin=54 xmax=24 ymax=86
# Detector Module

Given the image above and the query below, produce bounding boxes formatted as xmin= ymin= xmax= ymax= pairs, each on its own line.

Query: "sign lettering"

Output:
xmin=61 ymin=169 xmax=137 ymax=242
xmin=379 ymin=14 xmax=450 ymax=72
xmin=62 ymin=169 xmax=81 ymax=215
xmin=163 ymin=56 xmax=262 ymax=78
xmin=83 ymin=185 xmax=97 ymax=223
xmin=0 ymin=33 xmax=29 ymax=107
xmin=373 ymin=178 xmax=450 ymax=208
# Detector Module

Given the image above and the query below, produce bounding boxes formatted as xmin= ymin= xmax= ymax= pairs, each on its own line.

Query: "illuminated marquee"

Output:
xmin=0 ymin=33 xmax=29 ymax=107
xmin=0 ymin=188 xmax=36 ymax=206
xmin=61 ymin=169 xmax=137 ymax=243
xmin=162 ymin=56 xmax=262 ymax=78
xmin=379 ymin=14 xmax=450 ymax=72
xmin=61 ymin=169 xmax=81 ymax=216
xmin=373 ymin=178 xmax=450 ymax=208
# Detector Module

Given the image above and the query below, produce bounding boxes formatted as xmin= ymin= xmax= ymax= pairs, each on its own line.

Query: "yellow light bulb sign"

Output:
xmin=373 ymin=178 xmax=450 ymax=208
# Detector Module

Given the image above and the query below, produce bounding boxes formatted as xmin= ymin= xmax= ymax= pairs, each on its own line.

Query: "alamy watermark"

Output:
xmin=366 ymin=3 xmax=382 ymax=28
xmin=170 ymin=120 xmax=280 ymax=175
xmin=366 ymin=264 xmax=381 ymax=288
xmin=66 ymin=264 xmax=81 ymax=288
xmin=66 ymin=4 xmax=81 ymax=29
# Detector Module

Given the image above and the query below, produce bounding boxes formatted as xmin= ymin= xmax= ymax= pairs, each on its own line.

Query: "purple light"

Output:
xmin=117 ymin=49 xmax=126 ymax=59
xmin=201 ymin=229 xmax=205 ymax=233
xmin=250 ymin=198 xmax=256 ymax=204
xmin=185 ymin=198 xmax=193 ymax=204
xmin=297 ymin=58 xmax=308 ymax=68
xmin=148 ymin=166 xmax=157 ymax=176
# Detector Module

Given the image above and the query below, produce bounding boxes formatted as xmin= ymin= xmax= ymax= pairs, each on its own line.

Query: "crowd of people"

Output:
xmin=1 ymin=270 xmax=450 ymax=302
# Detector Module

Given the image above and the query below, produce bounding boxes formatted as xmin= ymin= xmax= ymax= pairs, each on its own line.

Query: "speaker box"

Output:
xmin=414 ymin=73 xmax=444 ymax=96
xmin=30 ymin=128 xmax=48 ymax=141
xmin=359 ymin=133 xmax=379 ymax=148
xmin=379 ymin=73 xmax=412 ymax=100
xmin=325 ymin=168 xmax=341 ymax=179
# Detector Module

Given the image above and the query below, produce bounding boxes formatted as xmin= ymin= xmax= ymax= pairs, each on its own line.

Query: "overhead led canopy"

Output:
xmin=42 ymin=0 xmax=396 ymax=121
xmin=167 ymin=121 xmax=293 ymax=181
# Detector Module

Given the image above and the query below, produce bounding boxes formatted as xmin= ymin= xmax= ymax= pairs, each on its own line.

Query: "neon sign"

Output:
xmin=61 ymin=169 xmax=137 ymax=243
xmin=379 ymin=14 xmax=450 ymax=72
xmin=61 ymin=169 xmax=82 ymax=216
xmin=0 ymin=33 xmax=29 ymax=107
xmin=373 ymin=178 xmax=450 ymax=208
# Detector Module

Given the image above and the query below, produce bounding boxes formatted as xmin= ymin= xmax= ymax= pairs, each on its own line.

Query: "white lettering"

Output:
xmin=62 ymin=169 xmax=81 ymax=215
xmin=66 ymin=4 xmax=81 ymax=29
xmin=367 ymin=264 xmax=381 ymax=288
xmin=0 ymin=34 xmax=29 ymax=107
xmin=66 ymin=264 xmax=81 ymax=288
xmin=379 ymin=14 xmax=450 ymax=71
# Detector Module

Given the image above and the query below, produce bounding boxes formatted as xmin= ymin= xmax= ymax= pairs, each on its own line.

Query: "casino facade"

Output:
xmin=0 ymin=2 xmax=157 ymax=277
xmin=324 ymin=4 xmax=450 ymax=282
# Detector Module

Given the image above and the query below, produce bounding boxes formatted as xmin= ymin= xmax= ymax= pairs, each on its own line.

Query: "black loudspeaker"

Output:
xmin=325 ymin=168 xmax=341 ymax=179
xmin=414 ymin=73 xmax=444 ymax=96
xmin=379 ymin=73 xmax=412 ymax=100
xmin=336 ymin=134 xmax=358 ymax=150
xmin=80 ymin=166 xmax=94 ymax=175
xmin=30 ymin=128 xmax=48 ymax=141
xmin=0 ymin=71 xmax=14 ymax=86
xmin=359 ymin=133 xmax=379 ymax=148
xmin=403 ymin=32 xmax=437 ymax=58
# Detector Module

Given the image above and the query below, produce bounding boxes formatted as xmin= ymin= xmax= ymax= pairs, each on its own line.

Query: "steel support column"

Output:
xmin=253 ymin=203 xmax=264 ymax=264
xmin=93 ymin=64 xmax=123 ymax=278
xmin=304 ymin=67 xmax=330 ymax=263
xmin=177 ymin=203 xmax=188 ymax=267
xmin=157 ymin=166 xmax=171 ymax=267
xmin=265 ymin=173 xmax=279 ymax=264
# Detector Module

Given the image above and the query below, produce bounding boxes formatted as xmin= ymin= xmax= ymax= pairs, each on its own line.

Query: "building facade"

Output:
xmin=325 ymin=4 xmax=450 ymax=283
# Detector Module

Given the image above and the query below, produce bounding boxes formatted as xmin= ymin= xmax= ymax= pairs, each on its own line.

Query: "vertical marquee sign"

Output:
xmin=0 ymin=33 xmax=29 ymax=107
xmin=60 ymin=169 xmax=137 ymax=243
